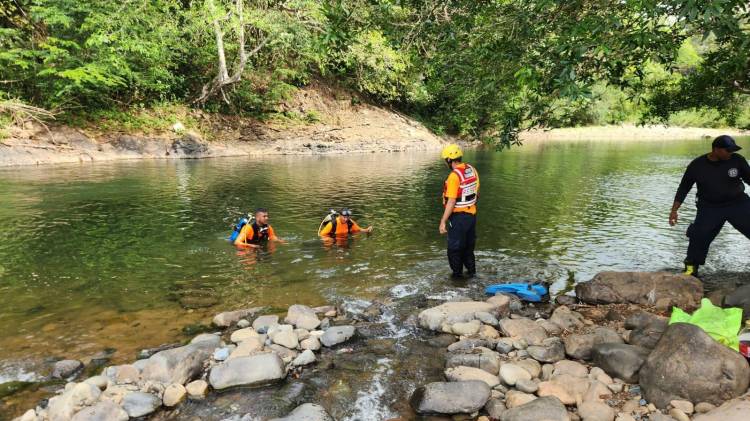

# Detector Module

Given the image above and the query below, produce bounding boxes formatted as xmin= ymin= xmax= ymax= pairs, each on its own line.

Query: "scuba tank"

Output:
xmin=317 ymin=209 xmax=339 ymax=236
xmin=229 ymin=213 xmax=254 ymax=242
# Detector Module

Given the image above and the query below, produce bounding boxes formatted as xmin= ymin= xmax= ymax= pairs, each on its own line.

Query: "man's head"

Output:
xmin=254 ymin=208 xmax=269 ymax=225
xmin=441 ymin=144 xmax=463 ymax=168
xmin=340 ymin=208 xmax=352 ymax=220
xmin=712 ymin=135 xmax=741 ymax=160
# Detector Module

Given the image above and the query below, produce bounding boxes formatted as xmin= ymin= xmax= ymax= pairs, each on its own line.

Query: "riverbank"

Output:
xmin=520 ymin=125 xmax=749 ymax=142
xmin=9 ymin=271 xmax=750 ymax=420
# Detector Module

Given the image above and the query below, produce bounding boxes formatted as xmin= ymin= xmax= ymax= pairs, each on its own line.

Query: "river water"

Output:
xmin=1 ymin=138 xmax=749 ymax=419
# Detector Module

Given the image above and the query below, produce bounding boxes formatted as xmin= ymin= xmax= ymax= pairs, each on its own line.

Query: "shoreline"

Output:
xmin=519 ymin=124 xmax=749 ymax=142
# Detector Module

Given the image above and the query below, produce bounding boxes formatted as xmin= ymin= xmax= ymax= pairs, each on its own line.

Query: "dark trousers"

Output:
xmin=447 ymin=212 xmax=476 ymax=276
xmin=686 ymin=199 xmax=750 ymax=265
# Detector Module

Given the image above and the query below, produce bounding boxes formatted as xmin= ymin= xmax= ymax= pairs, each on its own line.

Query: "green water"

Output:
xmin=1 ymin=138 xmax=749 ymax=382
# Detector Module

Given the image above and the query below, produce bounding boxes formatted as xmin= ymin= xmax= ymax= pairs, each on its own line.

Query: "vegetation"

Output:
xmin=1 ymin=0 xmax=749 ymax=147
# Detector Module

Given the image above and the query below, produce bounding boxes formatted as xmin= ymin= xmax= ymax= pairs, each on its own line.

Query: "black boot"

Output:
xmin=448 ymin=249 xmax=463 ymax=277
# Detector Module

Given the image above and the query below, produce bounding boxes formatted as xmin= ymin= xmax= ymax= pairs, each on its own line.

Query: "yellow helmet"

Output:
xmin=441 ymin=144 xmax=463 ymax=160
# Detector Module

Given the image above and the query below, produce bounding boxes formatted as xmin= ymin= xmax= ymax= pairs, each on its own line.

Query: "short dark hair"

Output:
xmin=254 ymin=208 xmax=268 ymax=215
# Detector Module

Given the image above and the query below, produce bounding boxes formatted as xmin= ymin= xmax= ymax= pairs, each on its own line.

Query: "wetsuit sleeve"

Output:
xmin=350 ymin=221 xmax=362 ymax=233
xmin=319 ymin=222 xmax=332 ymax=236
xmin=674 ymin=163 xmax=695 ymax=204
xmin=740 ymin=155 xmax=750 ymax=185
xmin=445 ymin=172 xmax=460 ymax=199
xmin=234 ymin=224 xmax=253 ymax=245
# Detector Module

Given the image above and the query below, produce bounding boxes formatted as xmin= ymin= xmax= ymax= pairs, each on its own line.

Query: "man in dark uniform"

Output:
xmin=670 ymin=135 xmax=750 ymax=276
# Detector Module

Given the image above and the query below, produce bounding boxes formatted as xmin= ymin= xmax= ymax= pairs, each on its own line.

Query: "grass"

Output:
xmin=61 ymin=102 xmax=203 ymax=136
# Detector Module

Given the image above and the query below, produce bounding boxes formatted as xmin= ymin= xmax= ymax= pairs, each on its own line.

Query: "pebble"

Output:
xmin=515 ymin=378 xmax=538 ymax=393
xmin=694 ymin=402 xmax=715 ymax=413
xmin=185 ymin=380 xmax=208 ymax=399
xmin=213 ymin=347 xmax=230 ymax=361
xmin=669 ymin=400 xmax=693 ymax=414
xmin=163 ymin=383 xmax=187 ymax=407
xmin=237 ymin=319 xmax=250 ymax=328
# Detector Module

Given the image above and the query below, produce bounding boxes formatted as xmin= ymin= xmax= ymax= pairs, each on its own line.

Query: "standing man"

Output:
xmin=670 ymin=135 xmax=750 ymax=276
xmin=439 ymin=144 xmax=480 ymax=277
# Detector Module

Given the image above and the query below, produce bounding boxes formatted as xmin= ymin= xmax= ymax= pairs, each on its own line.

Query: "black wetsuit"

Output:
xmin=675 ymin=153 xmax=750 ymax=265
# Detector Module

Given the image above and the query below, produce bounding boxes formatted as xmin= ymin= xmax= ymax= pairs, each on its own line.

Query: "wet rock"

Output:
xmin=163 ymin=383 xmax=186 ymax=407
xmin=320 ymin=326 xmax=356 ymax=347
xmin=451 ymin=320 xmax=481 ymax=336
xmin=499 ymin=363 xmax=532 ymax=386
xmin=446 ymin=351 xmax=501 ymax=375
xmin=208 ymin=353 xmax=286 ymax=389
xmin=549 ymin=306 xmax=585 ymax=331
xmin=445 ymin=366 xmax=500 ymax=387
xmin=71 ymin=400 xmax=128 ymax=421
xmin=591 ymin=343 xmax=649 ymax=383
xmin=52 ymin=360 xmax=83 ymax=379
xmin=47 ymin=382 xmax=101 ymax=420
xmin=578 ymin=401 xmax=615 ymax=421
xmin=419 ymin=301 xmax=504 ymax=331
xmin=122 ymin=391 xmax=161 ymax=418
xmin=141 ymin=340 xmax=216 ymax=385
xmin=485 ymin=398 xmax=507 ymax=419
xmin=252 ymin=315 xmax=279 ymax=332
xmin=186 ymin=379 xmax=208 ymax=399
xmin=285 ymin=305 xmax=321 ymax=330
xmin=448 ymin=338 xmax=490 ymax=352
xmin=410 ymin=380 xmax=491 ymax=414
xmin=268 ymin=403 xmax=334 ymax=421
xmin=515 ymin=378 xmax=538 ymax=393
xmin=564 ymin=327 xmax=624 ymax=360
xmin=213 ymin=307 xmax=263 ymax=327
xmin=428 ymin=334 xmax=458 ymax=348
xmin=639 ymin=323 xmax=750 ymax=408
xmin=292 ymin=349 xmax=316 ymax=367
xmin=553 ymin=360 xmax=588 ymax=378
xmin=575 ymin=272 xmax=702 ymax=309
xmin=527 ymin=337 xmax=565 ymax=363
xmin=498 ymin=318 xmax=548 ymax=345
xmin=499 ymin=396 xmax=570 ymax=421
xmin=505 ymin=390 xmax=537 ymax=408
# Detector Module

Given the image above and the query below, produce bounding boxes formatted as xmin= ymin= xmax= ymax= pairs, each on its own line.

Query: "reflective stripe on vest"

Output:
xmin=445 ymin=164 xmax=478 ymax=208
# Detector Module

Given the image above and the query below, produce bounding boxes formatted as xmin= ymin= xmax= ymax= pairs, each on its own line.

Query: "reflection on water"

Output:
xmin=1 ymin=138 xmax=750 ymax=417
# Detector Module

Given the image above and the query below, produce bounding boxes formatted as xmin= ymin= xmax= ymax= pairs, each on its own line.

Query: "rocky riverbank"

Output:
xmin=10 ymin=271 xmax=750 ymax=420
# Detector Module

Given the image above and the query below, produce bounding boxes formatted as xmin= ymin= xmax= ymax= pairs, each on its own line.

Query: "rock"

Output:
xmin=190 ymin=333 xmax=221 ymax=345
xmin=499 ymin=318 xmax=548 ymax=345
xmin=650 ymin=414 xmax=676 ymax=421
xmin=607 ymin=383 xmax=623 ymax=393
xmin=285 ymin=305 xmax=321 ymax=330
xmin=252 ymin=315 xmax=279 ymax=332
xmin=556 ymin=295 xmax=579 ymax=306
xmin=639 ymin=323 xmax=750 ymax=408
xmin=53 ymin=360 xmax=83 ymax=379
xmin=231 ymin=327 xmax=260 ymax=343
xmin=292 ymin=349 xmax=316 ymax=366
xmin=320 ymin=326 xmax=355 ymax=347
xmin=537 ymin=374 xmax=590 ymax=405
xmin=578 ymin=401 xmax=615 ymax=421
xmin=575 ymin=272 xmax=702 ymax=309
xmin=694 ymin=402 xmax=716 ymax=413
xmin=670 ymin=400 xmax=694 ymax=414
xmin=496 ymin=338 xmax=514 ymax=354
xmin=84 ymin=375 xmax=109 ymax=390
xmin=448 ymin=338 xmax=491 ymax=352
xmin=541 ymin=363 xmax=554 ymax=381
xmin=268 ymin=345 xmax=298 ymax=363
xmin=590 ymin=343 xmax=650 ymax=383
xmin=141 ymin=340 xmax=216 ymax=385
xmin=15 ymin=409 xmax=39 ymax=421
xmin=419 ymin=301 xmax=505 ymax=331
xmin=213 ymin=347 xmax=231 ymax=361
xmin=486 ymin=295 xmax=512 ymax=318
xmin=505 ymin=390 xmax=537 ymax=408
xmin=272 ymin=330 xmax=299 ymax=349
xmin=295 ymin=328 xmax=310 ymax=341
xmin=553 ymin=360 xmax=589 ymax=378
xmin=485 ymin=398 xmax=507 ymax=419
xmin=163 ymin=383 xmax=187 ymax=406
xmin=213 ymin=307 xmax=263 ymax=327
xmin=476 ymin=311 xmax=500 ymax=325
xmin=669 ymin=408 xmax=690 ymax=421
xmin=589 ymin=367 xmax=613 ymax=385
xmin=229 ymin=337 xmax=265 ymax=359
xmin=549 ymin=306 xmax=585 ymax=331
xmin=237 ymin=319 xmax=251 ymax=328
xmin=268 ymin=403 xmax=334 ymax=421
xmin=527 ymin=337 xmax=565 ymax=363
xmin=538 ymin=319 xmax=563 ymax=336
xmin=300 ymin=337 xmax=321 ymax=351
xmin=47 ymin=383 xmax=102 ymax=421
xmin=583 ymin=380 xmax=612 ymax=403
xmin=209 ymin=353 xmax=287 ymax=389
xmin=628 ymin=320 xmax=668 ymax=349
xmin=564 ymin=328 xmax=624 ymax=360
xmin=724 ymin=283 xmax=750 ymax=319
xmin=71 ymin=400 xmax=128 ymax=421
xmin=446 ymin=351 xmax=501 ymax=375
xmin=451 ymin=320 xmax=482 ymax=336
xmin=615 ymin=414 xmax=636 ymax=421
xmin=410 ymin=381 xmax=491 ymax=414
xmin=478 ymin=324 xmax=500 ymax=339
xmin=500 ymin=396 xmax=570 ymax=421
xmin=499 ymin=363 xmax=532 ymax=386
xmin=186 ymin=379 xmax=208 ymax=399
xmin=122 ymin=391 xmax=161 ymax=418
xmin=446 ymin=366 xmax=500 ymax=387
xmin=516 ymin=359 xmax=542 ymax=379
xmin=693 ymin=398 xmax=750 ymax=420
xmin=515 ymin=378 xmax=538 ymax=393
xmin=113 ymin=364 xmax=140 ymax=384
xmin=513 ymin=339 xmax=528 ymax=350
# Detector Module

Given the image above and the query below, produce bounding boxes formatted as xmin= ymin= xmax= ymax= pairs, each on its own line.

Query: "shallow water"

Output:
xmin=1 ymin=138 xmax=750 ymax=418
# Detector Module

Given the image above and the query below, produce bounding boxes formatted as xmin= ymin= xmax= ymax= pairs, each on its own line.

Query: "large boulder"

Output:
xmin=212 ymin=307 xmax=263 ymax=327
xmin=724 ymin=284 xmax=750 ymax=319
xmin=284 ymin=305 xmax=321 ymax=330
xmin=410 ymin=381 xmax=491 ymax=414
xmin=639 ymin=323 xmax=750 ymax=408
xmin=564 ymin=327 xmax=624 ymax=360
xmin=575 ymin=272 xmax=702 ymax=309
xmin=625 ymin=311 xmax=668 ymax=349
xmin=446 ymin=351 xmax=501 ymax=375
xmin=418 ymin=301 xmax=505 ymax=331
xmin=591 ymin=343 xmax=650 ymax=383
xmin=208 ymin=353 xmax=287 ymax=390
xmin=71 ymin=400 xmax=128 ymax=421
xmin=693 ymin=397 xmax=750 ymax=421
xmin=500 ymin=396 xmax=570 ymax=421
xmin=141 ymin=340 xmax=217 ymax=385
xmin=498 ymin=318 xmax=548 ymax=345
xmin=269 ymin=403 xmax=334 ymax=421
xmin=47 ymin=383 xmax=102 ymax=421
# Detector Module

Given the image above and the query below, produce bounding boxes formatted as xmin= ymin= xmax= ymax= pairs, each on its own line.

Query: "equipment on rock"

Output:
xmin=484 ymin=283 xmax=548 ymax=302
xmin=229 ymin=213 xmax=254 ymax=242
xmin=739 ymin=320 xmax=750 ymax=362
xmin=670 ymin=298 xmax=743 ymax=351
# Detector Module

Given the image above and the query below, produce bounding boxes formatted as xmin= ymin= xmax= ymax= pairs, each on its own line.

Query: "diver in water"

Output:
xmin=230 ymin=208 xmax=283 ymax=248
xmin=318 ymin=208 xmax=373 ymax=237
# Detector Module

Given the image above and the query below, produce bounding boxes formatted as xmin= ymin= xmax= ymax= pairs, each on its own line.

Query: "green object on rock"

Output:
xmin=669 ymin=298 xmax=743 ymax=351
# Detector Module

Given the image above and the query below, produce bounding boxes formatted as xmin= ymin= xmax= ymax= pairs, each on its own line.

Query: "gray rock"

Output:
xmin=448 ymin=338 xmax=491 ymax=352
xmin=484 ymin=398 xmax=507 ymax=419
xmin=252 ymin=315 xmax=279 ymax=332
xmin=213 ymin=307 xmax=263 ymax=327
xmin=292 ymin=349 xmax=316 ymax=366
xmin=639 ymin=323 xmax=750 ymax=408
xmin=549 ymin=306 xmax=585 ymax=331
xmin=418 ymin=301 xmax=504 ymax=331
xmin=268 ymin=403 xmax=334 ymax=421
xmin=527 ymin=337 xmax=565 ymax=363
xmin=591 ymin=343 xmax=650 ymax=383
xmin=724 ymin=283 xmax=750 ymax=319
xmin=47 ymin=383 xmax=101 ymax=421
xmin=446 ymin=351 xmax=501 ymax=375
xmin=515 ymin=378 xmax=539 ymax=393
xmin=578 ymin=401 xmax=615 ymax=421
xmin=141 ymin=340 xmax=217 ymax=385
xmin=71 ymin=400 xmax=128 ymax=421
xmin=624 ymin=312 xmax=669 ymax=349
xmin=208 ymin=353 xmax=287 ymax=389
xmin=122 ymin=391 xmax=161 ymax=418
xmin=496 ymin=338 xmax=514 ymax=354
xmin=499 ymin=318 xmax=548 ymax=345
xmin=320 ymin=326 xmax=355 ymax=347
xmin=564 ymin=327 xmax=624 ymax=360
xmin=500 ymin=396 xmax=570 ymax=421
xmin=410 ymin=380 xmax=491 ymax=414
xmin=476 ymin=311 xmax=499 ymax=325
xmin=83 ymin=375 xmax=109 ymax=390
xmin=53 ymin=360 xmax=83 ymax=379
xmin=575 ymin=272 xmax=702 ymax=309
xmin=190 ymin=333 xmax=222 ymax=345
xmin=285 ymin=305 xmax=321 ymax=330
xmin=693 ymin=397 xmax=750 ymax=420
xmin=213 ymin=347 xmax=230 ymax=361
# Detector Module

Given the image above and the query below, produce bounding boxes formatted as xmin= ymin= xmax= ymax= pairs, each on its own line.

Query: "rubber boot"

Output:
xmin=464 ymin=253 xmax=476 ymax=277
xmin=448 ymin=250 xmax=463 ymax=277
xmin=683 ymin=263 xmax=699 ymax=277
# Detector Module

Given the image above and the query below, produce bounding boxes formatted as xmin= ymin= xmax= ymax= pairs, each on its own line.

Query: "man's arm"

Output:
xmin=670 ymin=164 xmax=695 ymax=226
xmin=440 ymin=198 xmax=456 ymax=234
xmin=351 ymin=220 xmax=373 ymax=233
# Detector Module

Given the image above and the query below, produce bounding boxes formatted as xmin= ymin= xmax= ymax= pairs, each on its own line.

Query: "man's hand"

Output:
xmin=669 ymin=209 xmax=678 ymax=226
xmin=439 ymin=220 xmax=447 ymax=234
xmin=365 ymin=226 xmax=374 ymax=233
